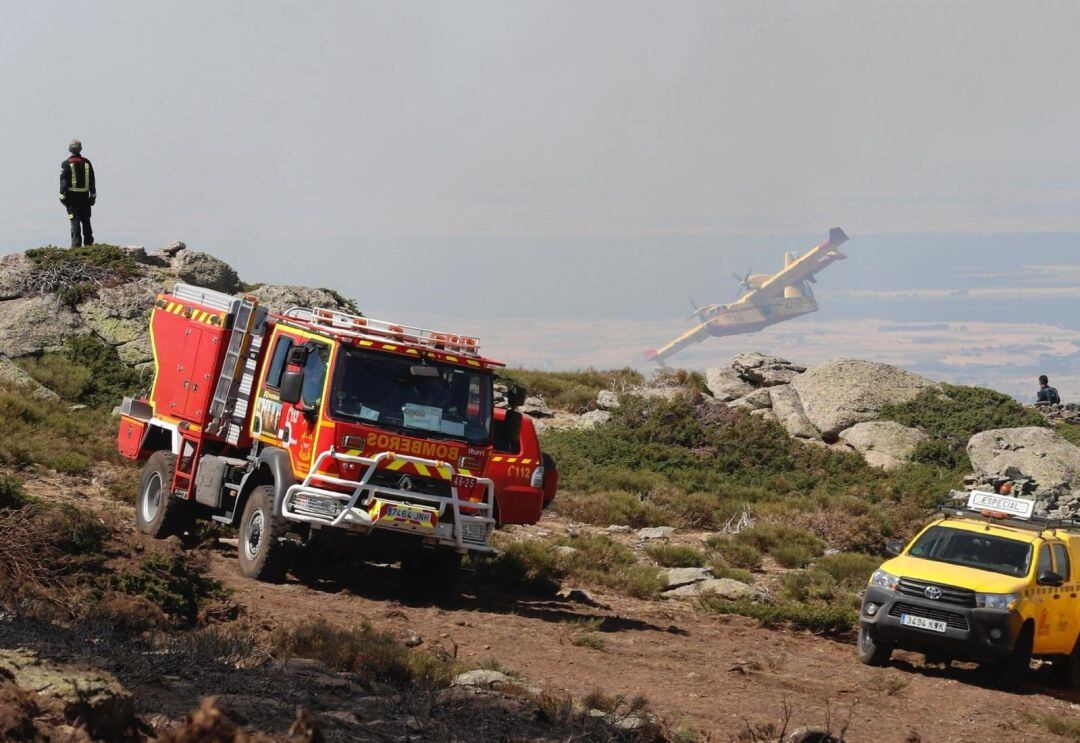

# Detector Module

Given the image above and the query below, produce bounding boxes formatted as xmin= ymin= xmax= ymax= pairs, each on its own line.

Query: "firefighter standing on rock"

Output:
xmin=59 ymin=139 xmax=96 ymax=247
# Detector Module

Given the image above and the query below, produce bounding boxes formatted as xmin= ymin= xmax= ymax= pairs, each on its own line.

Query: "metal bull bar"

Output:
xmin=280 ymin=449 xmax=496 ymax=552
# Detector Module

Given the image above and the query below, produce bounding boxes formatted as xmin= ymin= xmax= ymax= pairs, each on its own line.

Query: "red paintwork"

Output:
xmin=488 ymin=409 xmax=558 ymax=526
xmin=117 ymin=416 xmax=147 ymax=459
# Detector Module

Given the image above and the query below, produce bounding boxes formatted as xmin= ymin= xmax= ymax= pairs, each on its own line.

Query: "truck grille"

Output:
xmin=368 ymin=469 xmax=450 ymax=499
xmin=897 ymin=578 xmax=975 ymax=607
xmin=889 ymin=602 xmax=969 ymax=631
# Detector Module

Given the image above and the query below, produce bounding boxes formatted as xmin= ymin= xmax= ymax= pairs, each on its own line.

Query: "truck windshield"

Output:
xmin=907 ymin=525 xmax=1033 ymax=577
xmin=330 ymin=347 xmax=492 ymax=445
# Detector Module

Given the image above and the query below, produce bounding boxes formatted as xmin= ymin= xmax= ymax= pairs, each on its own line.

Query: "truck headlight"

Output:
xmin=975 ymin=592 xmax=1019 ymax=610
xmin=869 ymin=569 xmax=899 ymax=591
xmin=530 ymin=466 xmax=545 ymax=489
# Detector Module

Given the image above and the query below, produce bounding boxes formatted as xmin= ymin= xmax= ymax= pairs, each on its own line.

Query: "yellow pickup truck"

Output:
xmin=858 ymin=491 xmax=1080 ymax=689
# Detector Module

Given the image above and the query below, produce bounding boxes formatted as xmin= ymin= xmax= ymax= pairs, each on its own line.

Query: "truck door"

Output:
xmin=178 ymin=326 xmax=220 ymax=422
xmin=1034 ymin=543 xmax=1057 ymax=652
xmin=1052 ymin=542 xmax=1077 ymax=653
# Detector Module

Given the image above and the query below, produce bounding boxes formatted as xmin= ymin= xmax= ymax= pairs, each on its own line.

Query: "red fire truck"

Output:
xmin=116 ymin=283 xmax=532 ymax=585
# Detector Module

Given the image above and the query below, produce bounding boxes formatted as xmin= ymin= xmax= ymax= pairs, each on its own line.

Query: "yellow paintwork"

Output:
xmin=880 ymin=516 xmax=1080 ymax=656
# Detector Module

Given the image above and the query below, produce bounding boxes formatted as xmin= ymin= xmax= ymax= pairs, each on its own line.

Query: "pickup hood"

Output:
xmin=881 ymin=555 xmax=1028 ymax=595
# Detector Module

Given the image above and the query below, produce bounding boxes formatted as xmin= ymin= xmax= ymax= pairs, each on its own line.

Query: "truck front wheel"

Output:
xmin=1056 ymin=640 xmax=1080 ymax=688
xmin=856 ymin=625 xmax=893 ymax=666
xmin=135 ymin=451 xmax=193 ymax=538
xmin=401 ymin=549 xmax=462 ymax=597
xmin=237 ymin=485 xmax=290 ymax=582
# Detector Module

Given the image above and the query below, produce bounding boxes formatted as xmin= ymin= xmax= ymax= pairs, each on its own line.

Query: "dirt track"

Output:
xmin=205 ymin=517 xmax=1080 ymax=742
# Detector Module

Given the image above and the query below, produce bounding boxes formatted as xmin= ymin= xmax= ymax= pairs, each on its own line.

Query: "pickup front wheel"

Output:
xmin=993 ymin=624 xmax=1033 ymax=691
xmin=856 ymin=625 xmax=893 ymax=666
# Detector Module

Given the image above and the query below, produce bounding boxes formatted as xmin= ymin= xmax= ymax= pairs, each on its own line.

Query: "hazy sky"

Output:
xmin=2 ymin=2 xmax=1079 ymax=393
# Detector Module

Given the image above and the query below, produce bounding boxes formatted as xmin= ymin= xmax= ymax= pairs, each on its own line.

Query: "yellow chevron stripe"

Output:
xmin=492 ymin=456 xmax=503 ymax=462
xmin=414 ymin=463 xmax=430 ymax=477
xmin=359 ymin=340 xmax=374 ymax=346
xmin=436 ymin=465 xmax=453 ymax=479
xmin=458 ymin=468 xmax=473 ymax=477
xmin=385 ymin=459 xmax=406 ymax=471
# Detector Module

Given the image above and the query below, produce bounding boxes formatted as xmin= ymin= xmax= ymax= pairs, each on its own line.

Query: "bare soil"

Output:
xmin=14 ymin=469 xmax=1080 ymax=741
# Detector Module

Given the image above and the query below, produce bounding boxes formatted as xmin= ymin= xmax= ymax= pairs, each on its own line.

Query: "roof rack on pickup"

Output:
xmin=939 ymin=505 xmax=1080 ymax=534
xmin=284 ymin=307 xmax=483 ymax=357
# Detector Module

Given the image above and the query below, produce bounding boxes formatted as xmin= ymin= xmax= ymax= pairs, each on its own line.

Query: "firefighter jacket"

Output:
xmin=60 ymin=156 xmax=96 ymax=203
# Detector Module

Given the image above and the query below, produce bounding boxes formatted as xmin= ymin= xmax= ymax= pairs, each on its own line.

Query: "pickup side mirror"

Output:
xmin=506 ymin=384 xmax=528 ymax=408
xmin=1038 ymin=570 xmax=1065 ymax=587
xmin=278 ymin=344 xmax=309 ymax=405
xmin=885 ymin=539 xmax=904 ymax=557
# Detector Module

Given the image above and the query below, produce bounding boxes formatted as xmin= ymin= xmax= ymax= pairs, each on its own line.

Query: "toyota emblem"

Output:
xmin=924 ymin=586 xmax=943 ymax=600
xmin=397 ymin=476 xmax=414 ymax=492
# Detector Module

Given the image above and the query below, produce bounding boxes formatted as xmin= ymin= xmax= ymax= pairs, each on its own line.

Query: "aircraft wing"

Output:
xmin=645 ymin=320 xmax=715 ymax=365
xmin=746 ymin=227 xmax=850 ymax=301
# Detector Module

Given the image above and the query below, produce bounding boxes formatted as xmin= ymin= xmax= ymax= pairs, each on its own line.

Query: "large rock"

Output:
xmin=77 ymin=277 xmax=164 ymax=348
xmin=0 ymin=295 xmax=86 ymax=357
xmin=666 ymin=577 xmax=754 ymax=599
xmin=728 ymin=387 xmax=772 ymax=410
xmin=0 ymin=253 xmax=31 ymax=300
xmin=839 ymin=421 xmax=927 ymax=470
xmin=968 ymin=427 xmax=1080 ymax=494
xmin=660 ymin=567 xmax=714 ymax=589
xmin=249 ymin=284 xmax=357 ymax=314
xmin=705 ymin=367 xmax=754 ymax=402
xmin=171 ymin=250 xmax=242 ymax=294
xmin=791 ymin=358 xmax=937 ymax=441
xmin=768 ymin=384 xmax=820 ymax=440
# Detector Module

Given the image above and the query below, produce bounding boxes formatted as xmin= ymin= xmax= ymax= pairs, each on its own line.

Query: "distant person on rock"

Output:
xmin=59 ymin=139 xmax=96 ymax=247
xmin=1036 ymin=375 xmax=1060 ymax=406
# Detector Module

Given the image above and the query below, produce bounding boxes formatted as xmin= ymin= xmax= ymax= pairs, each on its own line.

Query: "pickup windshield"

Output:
xmin=330 ymin=347 xmax=492 ymax=445
xmin=907 ymin=525 xmax=1032 ymax=577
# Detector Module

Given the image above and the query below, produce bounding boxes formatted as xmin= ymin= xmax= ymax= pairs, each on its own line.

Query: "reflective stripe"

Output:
xmin=68 ymin=162 xmax=91 ymax=192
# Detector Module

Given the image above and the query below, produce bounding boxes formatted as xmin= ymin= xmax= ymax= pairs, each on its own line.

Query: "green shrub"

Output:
xmin=552 ymin=490 xmax=671 ymax=528
xmin=705 ymin=557 xmax=754 ymax=584
xmin=700 ymin=597 xmax=856 ymax=636
xmin=732 ymin=523 xmax=825 ymax=559
xmin=771 ymin=544 xmax=814 ymax=569
xmin=46 ymin=504 xmax=109 ymax=554
xmin=0 ymin=473 xmax=31 ymax=509
xmin=112 ymin=555 xmax=222 ymax=622
xmin=815 ymin=552 xmax=880 ymax=589
xmin=880 ymin=384 xmax=1047 ymax=470
xmin=272 ymin=618 xmax=459 ymax=689
xmin=645 ymin=543 xmax=706 ymax=568
xmin=480 ymin=538 xmax=564 ymax=592
xmin=23 ymin=245 xmax=141 ymax=307
xmin=0 ymin=385 xmax=119 ymax=473
xmin=705 ymin=537 xmax=763 ymax=570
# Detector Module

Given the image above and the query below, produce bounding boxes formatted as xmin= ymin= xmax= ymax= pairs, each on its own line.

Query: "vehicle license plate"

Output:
xmin=451 ymin=474 xmax=477 ymax=489
xmin=378 ymin=502 xmax=436 ymax=528
xmin=900 ymin=614 xmax=947 ymax=633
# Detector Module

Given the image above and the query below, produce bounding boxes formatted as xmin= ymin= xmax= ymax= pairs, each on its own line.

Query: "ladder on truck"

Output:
xmin=291 ymin=306 xmax=483 ymax=356
xmin=192 ymin=290 xmax=267 ymax=446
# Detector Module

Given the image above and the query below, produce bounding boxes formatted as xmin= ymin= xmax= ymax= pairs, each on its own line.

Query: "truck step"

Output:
xmin=212 ymin=513 xmax=234 ymax=524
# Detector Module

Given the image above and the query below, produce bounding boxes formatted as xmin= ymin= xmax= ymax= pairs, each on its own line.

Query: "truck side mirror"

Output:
xmin=496 ymin=410 xmax=523 ymax=452
xmin=1038 ymin=570 xmax=1065 ymax=587
xmin=279 ymin=344 xmax=309 ymax=405
xmin=885 ymin=539 xmax=904 ymax=557
xmin=507 ymin=384 xmax=527 ymax=408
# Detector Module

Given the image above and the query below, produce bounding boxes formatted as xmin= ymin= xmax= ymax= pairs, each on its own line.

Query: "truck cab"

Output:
xmin=858 ymin=490 xmax=1080 ymax=689
xmin=118 ymin=284 xmax=521 ymax=587
xmin=488 ymin=407 xmax=558 ymax=525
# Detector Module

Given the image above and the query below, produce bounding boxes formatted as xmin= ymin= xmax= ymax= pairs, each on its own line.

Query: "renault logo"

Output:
xmin=924 ymin=586 xmax=943 ymax=601
xmin=397 ymin=476 xmax=414 ymax=492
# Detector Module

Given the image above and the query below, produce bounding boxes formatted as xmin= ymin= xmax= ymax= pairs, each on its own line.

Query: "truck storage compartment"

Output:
xmin=117 ymin=416 xmax=147 ymax=459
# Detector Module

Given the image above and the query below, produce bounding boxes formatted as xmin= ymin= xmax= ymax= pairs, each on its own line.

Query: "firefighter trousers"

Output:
xmin=65 ymin=195 xmax=93 ymax=247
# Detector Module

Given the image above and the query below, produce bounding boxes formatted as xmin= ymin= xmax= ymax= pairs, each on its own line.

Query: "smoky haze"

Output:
xmin=2 ymin=1 xmax=1079 ymax=396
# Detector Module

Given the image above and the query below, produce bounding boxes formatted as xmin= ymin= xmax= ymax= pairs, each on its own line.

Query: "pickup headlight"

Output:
xmin=975 ymin=592 xmax=1019 ymax=610
xmin=869 ymin=569 xmax=899 ymax=591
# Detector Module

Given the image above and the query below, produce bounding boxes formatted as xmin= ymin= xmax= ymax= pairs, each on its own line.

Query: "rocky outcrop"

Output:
xmin=839 ymin=421 xmax=927 ymax=471
xmin=731 ymin=352 xmax=806 ymax=386
xmin=0 ymin=253 xmax=32 ymax=300
xmin=967 ymin=427 xmax=1080 ymax=495
xmin=791 ymin=358 xmax=937 ymax=441
xmin=170 ymin=250 xmax=242 ymax=294
xmin=0 ymin=356 xmax=59 ymax=399
xmin=249 ymin=285 xmax=357 ymax=315
xmin=665 ymin=577 xmax=754 ymax=599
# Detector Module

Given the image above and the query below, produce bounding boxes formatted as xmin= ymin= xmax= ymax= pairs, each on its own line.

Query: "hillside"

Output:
xmin=3 ymin=242 xmax=1080 ymax=740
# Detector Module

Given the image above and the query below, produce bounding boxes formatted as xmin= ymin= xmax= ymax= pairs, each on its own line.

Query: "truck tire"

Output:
xmin=401 ymin=549 xmax=462 ymax=597
xmin=856 ymin=625 xmax=893 ymax=666
xmin=1056 ymin=640 xmax=1080 ymax=688
xmin=237 ymin=485 xmax=290 ymax=582
xmin=135 ymin=451 xmax=192 ymax=538
xmin=994 ymin=624 xmax=1033 ymax=691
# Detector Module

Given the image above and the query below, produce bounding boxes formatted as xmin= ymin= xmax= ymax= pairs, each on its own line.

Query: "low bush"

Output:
xmin=705 ymin=557 xmax=754 ymax=584
xmin=45 ymin=504 xmax=109 ymax=554
xmin=112 ymin=555 xmax=223 ymax=623
xmin=771 ymin=543 xmax=815 ymax=569
xmin=18 ymin=335 xmax=146 ymax=408
xmin=22 ymin=244 xmax=141 ymax=307
xmin=501 ymin=368 xmax=643 ymax=413
xmin=731 ymin=523 xmax=826 ymax=558
xmin=271 ymin=618 xmax=460 ymax=689
xmin=0 ymin=473 xmax=31 ymax=509
xmin=552 ymin=490 xmax=671 ymax=529
xmin=645 ymin=543 xmax=706 ymax=568
xmin=814 ymin=552 xmax=880 ymax=589
xmin=705 ymin=537 xmax=763 ymax=571
xmin=700 ymin=597 xmax=856 ymax=636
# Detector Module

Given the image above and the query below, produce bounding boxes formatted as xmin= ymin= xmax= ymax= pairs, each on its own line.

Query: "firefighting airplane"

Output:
xmin=645 ymin=228 xmax=850 ymax=365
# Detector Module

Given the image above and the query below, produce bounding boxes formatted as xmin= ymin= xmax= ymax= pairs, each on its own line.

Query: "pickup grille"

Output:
xmin=897 ymin=578 xmax=975 ymax=607
xmin=889 ymin=602 xmax=969 ymax=631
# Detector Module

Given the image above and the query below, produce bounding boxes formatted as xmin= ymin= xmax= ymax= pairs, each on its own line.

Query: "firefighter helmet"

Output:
xmin=68 ymin=139 xmax=83 ymax=154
